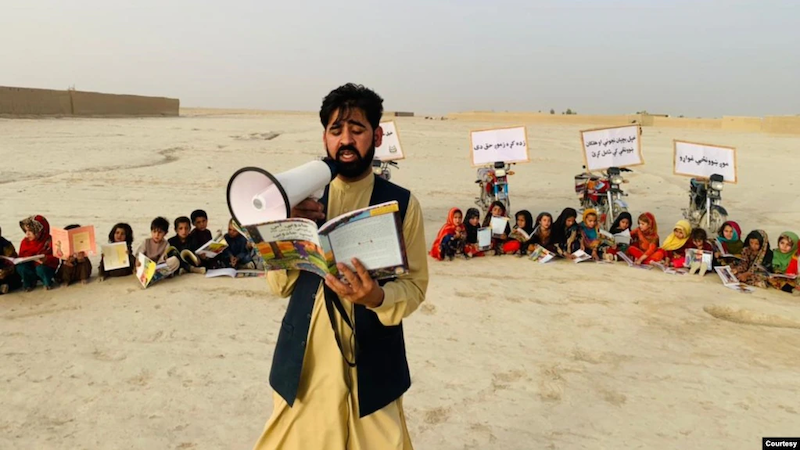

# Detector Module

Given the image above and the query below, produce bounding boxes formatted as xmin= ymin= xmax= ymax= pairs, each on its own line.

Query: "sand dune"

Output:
xmin=1 ymin=113 xmax=799 ymax=450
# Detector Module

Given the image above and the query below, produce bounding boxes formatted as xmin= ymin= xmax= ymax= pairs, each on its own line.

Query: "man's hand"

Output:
xmin=324 ymin=258 xmax=384 ymax=308
xmin=292 ymin=198 xmax=325 ymax=221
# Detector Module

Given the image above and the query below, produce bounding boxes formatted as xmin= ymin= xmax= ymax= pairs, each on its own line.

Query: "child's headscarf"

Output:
xmin=610 ymin=212 xmax=633 ymax=235
xmin=743 ymin=229 xmax=772 ymax=270
xmin=514 ymin=210 xmax=534 ymax=235
xmin=464 ymin=208 xmax=481 ymax=243
xmin=637 ymin=212 xmax=659 ymax=244
xmin=552 ymin=208 xmax=578 ymax=244
xmin=430 ymin=208 xmax=464 ymax=260
xmin=717 ymin=221 xmax=743 ymax=255
xmin=482 ymin=201 xmax=507 ymax=227
xmin=772 ymin=231 xmax=799 ymax=274
xmin=660 ymin=220 xmax=692 ymax=251
xmin=18 ymin=215 xmax=51 ymax=257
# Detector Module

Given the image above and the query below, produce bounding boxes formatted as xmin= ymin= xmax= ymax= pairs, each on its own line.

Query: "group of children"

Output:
xmin=0 ymin=210 xmax=260 ymax=295
xmin=430 ymin=201 xmax=800 ymax=296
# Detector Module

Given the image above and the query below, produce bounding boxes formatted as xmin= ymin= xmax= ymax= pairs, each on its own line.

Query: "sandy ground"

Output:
xmin=1 ymin=111 xmax=799 ymax=450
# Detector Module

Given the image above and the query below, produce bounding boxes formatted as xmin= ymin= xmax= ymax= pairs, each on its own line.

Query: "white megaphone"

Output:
xmin=227 ymin=158 xmax=338 ymax=226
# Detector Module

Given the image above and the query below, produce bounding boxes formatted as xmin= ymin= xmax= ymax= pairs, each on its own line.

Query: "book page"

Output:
xmin=477 ymin=227 xmax=492 ymax=250
xmin=490 ymin=217 xmax=508 ymax=236
xmin=613 ymin=229 xmax=631 ymax=245
xmin=572 ymin=249 xmax=592 ymax=263
xmin=50 ymin=227 xmax=72 ymax=259
xmin=714 ymin=266 xmax=739 ymax=286
xmin=206 ymin=268 xmax=237 ymax=278
xmin=244 ymin=219 xmax=329 ymax=278
xmin=71 ymin=226 xmax=97 ymax=256
xmin=102 ymin=242 xmax=130 ymax=271
xmin=326 ymin=211 xmax=406 ymax=279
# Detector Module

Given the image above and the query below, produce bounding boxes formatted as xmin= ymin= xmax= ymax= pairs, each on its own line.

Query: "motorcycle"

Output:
xmin=683 ymin=173 xmax=727 ymax=233
xmin=475 ymin=161 xmax=515 ymax=214
xmin=574 ymin=166 xmax=631 ymax=229
xmin=372 ymin=159 xmax=399 ymax=181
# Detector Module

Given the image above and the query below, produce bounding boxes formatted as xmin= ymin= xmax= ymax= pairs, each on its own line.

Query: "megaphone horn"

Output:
xmin=227 ymin=158 xmax=338 ymax=226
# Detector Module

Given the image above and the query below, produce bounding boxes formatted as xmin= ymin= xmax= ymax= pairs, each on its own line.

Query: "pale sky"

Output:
xmin=1 ymin=0 xmax=797 ymax=117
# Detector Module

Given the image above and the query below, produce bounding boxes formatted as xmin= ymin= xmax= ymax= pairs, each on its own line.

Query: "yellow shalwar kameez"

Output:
xmin=253 ymin=174 xmax=429 ymax=450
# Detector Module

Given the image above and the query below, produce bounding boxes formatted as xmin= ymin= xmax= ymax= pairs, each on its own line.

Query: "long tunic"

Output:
xmin=253 ymin=174 xmax=429 ymax=450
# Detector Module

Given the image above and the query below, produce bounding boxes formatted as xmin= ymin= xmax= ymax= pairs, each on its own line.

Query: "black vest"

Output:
xmin=269 ymin=175 xmax=412 ymax=418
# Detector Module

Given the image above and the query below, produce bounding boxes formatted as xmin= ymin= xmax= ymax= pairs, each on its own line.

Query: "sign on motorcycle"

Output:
xmin=470 ymin=126 xmax=529 ymax=214
xmin=580 ymin=125 xmax=643 ymax=172
xmin=673 ymin=140 xmax=737 ymax=183
xmin=470 ymin=126 xmax=529 ymax=166
xmin=375 ymin=121 xmax=405 ymax=161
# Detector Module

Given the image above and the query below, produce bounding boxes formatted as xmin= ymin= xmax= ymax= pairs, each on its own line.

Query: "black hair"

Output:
xmin=64 ymin=224 xmax=81 ymax=230
xmin=190 ymin=210 xmax=207 ymax=224
xmin=691 ymin=228 xmax=707 ymax=242
xmin=319 ymin=83 xmax=384 ymax=130
xmin=151 ymin=217 xmax=169 ymax=233
xmin=482 ymin=201 xmax=508 ymax=227
xmin=109 ymin=223 xmax=134 ymax=246
xmin=174 ymin=216 xmax=191 ymax=230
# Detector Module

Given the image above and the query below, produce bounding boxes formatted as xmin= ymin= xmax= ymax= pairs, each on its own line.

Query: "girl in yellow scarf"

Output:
xmin=651 ymin=220 xmax=692 ymax=266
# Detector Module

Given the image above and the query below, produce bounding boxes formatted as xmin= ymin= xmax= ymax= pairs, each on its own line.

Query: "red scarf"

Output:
xmin=18 ymin=215 xmax=59 ymax=269
xmin=430 ymin=208 xmax=464 ymax=261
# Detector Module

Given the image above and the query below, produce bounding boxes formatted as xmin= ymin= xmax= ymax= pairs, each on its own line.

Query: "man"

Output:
xmin=252 ymin=83 xmax=429 ymax=450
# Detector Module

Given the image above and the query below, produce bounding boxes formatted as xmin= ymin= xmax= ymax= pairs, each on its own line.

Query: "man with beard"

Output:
xmin=252 ymin=83 xmax=429 ymax=450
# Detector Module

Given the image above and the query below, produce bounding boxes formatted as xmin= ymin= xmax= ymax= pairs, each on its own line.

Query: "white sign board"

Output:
xmin=580 ymin=125 xmax=643 ymax=172
xmin=470 ymin=126 xmax=529 ymax=166
xmin=674 ymin=140 xmax=737 ymax=183
xmin=374 ymin=121 xmax=404 ymax=161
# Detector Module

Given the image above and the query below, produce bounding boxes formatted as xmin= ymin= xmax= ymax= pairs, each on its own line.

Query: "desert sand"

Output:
xmin=1 ymin=110 xmax=799 ymax=450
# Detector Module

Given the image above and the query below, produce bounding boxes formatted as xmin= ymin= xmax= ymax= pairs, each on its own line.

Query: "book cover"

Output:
xmin=195 ymin=234 xmax=228 ymax=259
xmin=0 ymin=255 xmax=44 ymax=265
xmin=571 ymin=249 xmax=592 ymax=263
xmin=136 ymin=253 xmax=170 ymax=289
xmin=244 ymin=201 xmax=408 ymax=280
xmin=101 ymin=242 xmax=130 ymax=271
xmin=51 ymin=225 xmax=97 ymax=259
xmin=477 ymin=227 xmax=492 ymax=251
xmin=490 ymin=217 xmax=508 ymax=237
xmin=684 ymin=249 xmax=713 ymax=270
xmin=528 ymin=245 xmax=556 ymax=263
xmin=714 ymin=266 xmax=755 ymax=293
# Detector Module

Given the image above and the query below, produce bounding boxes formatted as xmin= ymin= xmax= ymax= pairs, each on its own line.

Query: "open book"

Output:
xmin=755 ymin=263 xmax=798 ymax=280
xmin=136 ymin=253 xmax=171 ymax=289
xmin=572 ymin=249 xmax=593 ymax=263
xmin=50 ymin=225 xmax=96 ymax=259
xmin=714 ymin=266 xmax=755 ymax=293
xmin=477 ymin=227 xmax=492 ymax=251
xmin=684 ymin=249 xmax=713 ymax=270
xmin=195 ymin=233 xmax=228 ymax=259
xmin=510 ymin=227 xmax=530 ymax=242
xmin=0 ymin=255 xmax=44 ymax=265
xmin=528 ymin=245 xmax=557 ymax=263
xmin=618 ymin=251 xmax=654 ymax=270
xmin=490 ymin=217 xmax=509 ymax=237
xmin=714 ymin=239 xmax=742 ymax=260
xmin=101 ymin=242 xmax=130 ymax=271
xmin=244 ymin=201 xmax=408 ymax=280
xmin=651 ymin=262 xmax=688 ymax=275
xmin=205 ymin=268 xmax=264 ymax=279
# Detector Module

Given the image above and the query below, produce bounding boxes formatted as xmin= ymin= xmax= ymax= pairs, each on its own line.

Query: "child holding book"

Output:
xmin=626 ymin=212 xmax=660 ymax=265
xmin=507 ymin=210 xmax=534 ymax=255
xmin=650 ymin=220 xmax=691 ymax=266
xmin=683 ymin=228 xmax=715 ymax=274
xmin=56 ymin=224 xmax=93 ymax=287
xmin=714 ymin=221 xmax=744 ymax=265
xmin=16 ymin=215 xmax=60 ymax=291
xmin=430 ymin=208 xmax=466 ymax=261
xmin=525 ymin=212 xmax=557 ymax=254
xmin=223 ymin=219 xmax=255 ymax=269
xmin=606 ymin=212 xmax=633 ymax=256
xmin=98 ymin=223 xmax=136 ymax=281
xmin=189 ymin=209 xmax=213 ymax=251
xmin=767 ymin=232 xmax=799 ymax=295
xmin=552 ymin=208 xmax=580 ymax=258
xmin=134 ymin=217 xmax=181 ymax=277
xmin=463 ymin=208 xmax=486 ymax=258
xmin=579 ymin=209 xmax=611 ymax=261
xmin=0 ymin=227 xmax=22 ymax=295
xmin=482 ymin=201 xmax=512 ymax=255
xmin=730 ymin=230 xmax=772 ymax=288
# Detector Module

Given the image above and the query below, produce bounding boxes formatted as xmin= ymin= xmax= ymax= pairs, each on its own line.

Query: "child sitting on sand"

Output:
xmin=0 ymin=227 xmax=22 ymax=295
xmin=222 ymin=219 xmax=255 ymax=269
xmin=626 ymin=213 xmax=660 ymax=265
xmin=482 ymin=201 xmax=512 ymax=255
xmin=56 ymin=224 xmax=93 ymax=287
xmin=525 ymin=212 xmax=557 ymax=254
xmin=579 ymin=209 xmax=612 ymax=261
xmin=16 ymin=215 xmax=60 ymax=291
xmin=606 ymin=212 xmax=632 ymax=257
xmin=507 ymin=210 xmax=534 ymax=255
xmin=168 ymin=216 xmax=203 ymax=270
xmin=730 ymin=230 xmax=772 ymax=288
xmin=430 ymin=208 xmax=466 ymax=261
xmin=767 ymin=232 xmax=800 ymax=296
xmin=552 ymin=208 xmax=580 ymax=258
xmin=714 ymin=221 xmax=744 ymax=265
xmin=98 ymin=223 xmax=136 ymax=281
xmin=134 ymin=217 xmax=182 ymax=277
xmin=650 ymin=220 xmax=692 ymax=266
xmin=463 ymin=208 xmax=486 ymax=258
xmin=684 ymin=228 xmax=715 ymax=275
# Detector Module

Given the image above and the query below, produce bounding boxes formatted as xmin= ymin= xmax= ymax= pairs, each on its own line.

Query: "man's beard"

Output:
xmin=332 ymin=144 xmax=375 ymax=178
